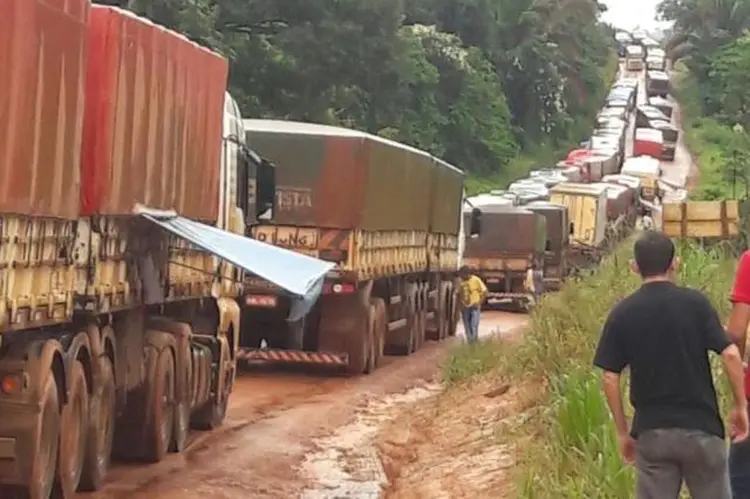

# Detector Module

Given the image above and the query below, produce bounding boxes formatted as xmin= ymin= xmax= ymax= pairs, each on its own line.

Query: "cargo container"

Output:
xmin=463 ymin=205 xmax=546 ymax=309
xmin=646 ymin=70 xmax=670 ymax=98
xmin=549 ymin=183 xmax=609 ymax=248
xmin=626 ymin=45 xmax=644 ymax=71
xmin=648 ymin=97 xmax=674 ymax=120
xmin=0 ymin=5 xmax=313 ymax=497
xmin=242 ymin=120 xmax=467 ymax=374
xmin=526 ymin=202 xmax=569 ymax=291
xmin=634 ymin=128 xmax=664 ymax=158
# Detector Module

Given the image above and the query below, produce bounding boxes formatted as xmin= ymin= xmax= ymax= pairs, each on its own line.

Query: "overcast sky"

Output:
xmin=600 ymin=0 xmax=671 ymax=31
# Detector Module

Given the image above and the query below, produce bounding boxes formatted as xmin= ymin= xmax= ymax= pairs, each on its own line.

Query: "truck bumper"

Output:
xmin=237 ymin=347 xmax=348 ymax=367
xmin=0 ymin=400 xmax=41 ymax=485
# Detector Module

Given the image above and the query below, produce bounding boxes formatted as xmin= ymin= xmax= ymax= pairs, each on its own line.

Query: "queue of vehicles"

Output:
xmin=461 ymin=55 xmax=686 ymax=308
xmin=0 ymin=1 xmax=483 ymax=496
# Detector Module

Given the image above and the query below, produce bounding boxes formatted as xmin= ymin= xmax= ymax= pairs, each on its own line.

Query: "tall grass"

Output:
xmin=443 ymin=238 xmax=740 ymax=498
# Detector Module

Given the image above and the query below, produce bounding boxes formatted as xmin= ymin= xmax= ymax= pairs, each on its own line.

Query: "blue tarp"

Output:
xmin=138 ymin=208 xmax=335 ymax=321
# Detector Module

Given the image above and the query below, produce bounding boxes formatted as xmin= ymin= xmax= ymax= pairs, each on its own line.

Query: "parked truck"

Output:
xmin=462 ymin=205 xmax=546 ymax=309
xmin=0 ymin=3 xmax=327 ymax=497
xmin=240 ymin=120 xmax=468 ymax=374
xmin=525 ymin=203 xmax=569 ymax=291
xmin=626 ymin=45 xmax=645 ymax=71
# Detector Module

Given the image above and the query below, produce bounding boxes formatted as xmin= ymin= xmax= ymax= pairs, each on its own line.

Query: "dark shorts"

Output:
xmin=636 ymin=428 xmax=730 ymax=499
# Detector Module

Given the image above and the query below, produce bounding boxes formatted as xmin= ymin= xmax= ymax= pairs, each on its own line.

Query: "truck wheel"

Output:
xmin=25 ymin=373 xmax=60 ymax=498
xmin=371 ymin=298 xmax=386 ymax=368
xmin=415 ymin=307 xmax=426 ymax=349
xmin=79 ymin=357 xmax=115 ymax=491
xmin=145 ymin=349 xmax=175 ymax=463
xmin=345 ymin=309 xmax=369 ymax=376
xmin=192 ymin=364 xmax=232 ymax=430
xmin=437 ymin=282 xmax=450 ymax=340
xmin=364 ymin=304 xmax=377 ymax=374
xmin=56 ymin=360 xmax=89 ymax=497
xmin=170 ymin=396 xmax=190 ymax=453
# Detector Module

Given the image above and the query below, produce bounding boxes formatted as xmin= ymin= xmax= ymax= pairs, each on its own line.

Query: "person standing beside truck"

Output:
xmin=593 ymin=232 xmax=747 ymax=499
xmin=723 ymin=250 xmax=750 ymax=497
xmin=458 ymin=266 xmax=487 ymax=344
xmin=524 ymin=259 xmax=544 ymax=305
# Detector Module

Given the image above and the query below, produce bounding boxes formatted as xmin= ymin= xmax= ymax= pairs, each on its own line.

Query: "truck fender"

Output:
xmin=216 ymin=297 xmax=240 ymax=358
xmin=64 ymin=332 xmax=93 ymax=397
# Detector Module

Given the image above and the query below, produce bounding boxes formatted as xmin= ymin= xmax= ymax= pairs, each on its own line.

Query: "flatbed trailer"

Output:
xmin=240 ymin=121 xmax=467 ymax=374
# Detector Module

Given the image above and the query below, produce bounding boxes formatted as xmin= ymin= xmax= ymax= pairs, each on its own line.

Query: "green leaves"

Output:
xmin=95 ymin=0 xmax=613 ymax=177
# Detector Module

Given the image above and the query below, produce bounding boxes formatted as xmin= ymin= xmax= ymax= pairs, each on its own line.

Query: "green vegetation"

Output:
xmin=96 ymin=0 xmax=616 ymax=186
xmin=443 ymin=241 xmax=739 ymax=497
xmin=662 ymin=0 xmax=750 ymax=199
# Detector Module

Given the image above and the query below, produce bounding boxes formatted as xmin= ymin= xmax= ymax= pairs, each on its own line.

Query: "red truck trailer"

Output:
xmin=0 ymin=3 xmax=320 ymax=497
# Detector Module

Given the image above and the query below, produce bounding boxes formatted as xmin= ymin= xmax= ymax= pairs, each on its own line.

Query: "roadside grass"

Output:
xmin=672 ymin=62 xmax=742 ymax=200
xmin=441 ymin=239 xmax=738 ymax=498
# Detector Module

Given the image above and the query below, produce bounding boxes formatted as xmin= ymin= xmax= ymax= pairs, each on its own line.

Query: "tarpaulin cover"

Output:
xmin=141 ymin=211 xmax=335 ymax=321
xmin=82 ymin=6 xmax=228 ymax=222
xmin=0 ymin=0 xmax=89 ymax=218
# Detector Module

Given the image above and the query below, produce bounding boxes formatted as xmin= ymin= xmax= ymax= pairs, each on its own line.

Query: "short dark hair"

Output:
xmin=633 ymin=231 xmax=674 ymax=277
xmin=459 ymin=265 xmax=470 ymax=276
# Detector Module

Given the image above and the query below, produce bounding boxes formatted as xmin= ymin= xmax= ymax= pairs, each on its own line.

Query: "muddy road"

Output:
xmin=79 ymin=311 xmax=527 ymax=498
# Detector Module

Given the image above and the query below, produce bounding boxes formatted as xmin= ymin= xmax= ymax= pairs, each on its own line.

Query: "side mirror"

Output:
xmin=569 ymin=222 xmax=575 ymax=235
xmin=470 ymin=208 xmax=482 ymax=236
xmin=256 ymin=158 xmax=276 ymax=221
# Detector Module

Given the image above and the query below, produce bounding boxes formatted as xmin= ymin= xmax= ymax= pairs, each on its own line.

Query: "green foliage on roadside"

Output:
xmin=96 ymin=0 xmax=616 ymax=181
xmin=517 ymin=241 xmax=735 ymax=497
xmin=662 ymin=0 xmax=750 ymax=199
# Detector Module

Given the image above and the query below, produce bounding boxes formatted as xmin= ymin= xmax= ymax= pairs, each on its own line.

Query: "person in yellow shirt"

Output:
xmin=458 ymin=266 xmax=488 ymax=344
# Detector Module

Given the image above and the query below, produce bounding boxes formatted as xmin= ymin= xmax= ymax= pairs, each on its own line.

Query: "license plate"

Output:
xmin=245 ymin=295 xmax=278 ymax=307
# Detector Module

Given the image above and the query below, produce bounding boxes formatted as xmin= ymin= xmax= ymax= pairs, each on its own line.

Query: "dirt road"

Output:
xmin=79 ymin=311 xmax=527 ymax=498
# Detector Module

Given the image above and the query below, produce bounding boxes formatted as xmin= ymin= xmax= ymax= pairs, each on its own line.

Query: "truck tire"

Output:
xmin=192 ymin=354 xmax=232 ymax=430
xmin=447 ymin=286 xmax=459 ymax=337
xmin=23 ymin=372 xmax=60 ymax=498
xmin=414 ymin=307 xmax=426 ymax=349
xmin=79 ymin=356 xmax=115 ymax=491
xmin=345 ymin=311 xmax=369 ymax=376
xmin=144 ymin=349 xmax=175 ymax=463
xmin=364 ymin=303 xmax=378 ymax=374
xmin=56 ymin=360 xmax=89 ymax=497
xmin=437 ymin=282 xmax=451 ymax=340
xmin=370 ymin=298 xmax=386 ymax=369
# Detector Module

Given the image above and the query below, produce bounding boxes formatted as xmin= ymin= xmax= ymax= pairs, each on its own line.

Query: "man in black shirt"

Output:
xmin=593 ymin=231 xmax=748 ymax=499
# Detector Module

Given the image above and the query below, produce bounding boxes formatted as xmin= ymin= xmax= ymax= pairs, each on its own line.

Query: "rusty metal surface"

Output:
xmin=0 ymin=0 xmax=89 ymax=219
xmin=81 ymin=6 xmax=228 ymax=221
xmin=464 ymin=206 xmax=546 ymax=257
xmin=244 ymin=120 xmax=464 ymax=233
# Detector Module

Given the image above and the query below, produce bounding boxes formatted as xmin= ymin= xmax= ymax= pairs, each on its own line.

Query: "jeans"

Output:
xmin=730 ymin=413 xmax=750 ymax=498
xmin=461 ymin=307 xmax=480 ymax=344
xmin=637 ymin=428 xmax=730 ymax=499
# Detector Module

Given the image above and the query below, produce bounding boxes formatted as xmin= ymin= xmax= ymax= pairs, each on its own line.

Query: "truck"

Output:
xmin=646 ymin=70 xmax=670 ymax=98
xmin=626 ymin=45 xmax=645 ymax=71
xmin=462 ymin=205 xmax=546 ymax=309
xmin=549 ymin=183 xmax=611 ymax=272
xmin=622 ymin=156 xmax=662 ymax=201
xmin=525 ymin=203 xmax=569 ymax=291
xmin=240 ymin=120 xmax=469 ymax=374
xmin=0 ymin=3 xmax=325 ymax=496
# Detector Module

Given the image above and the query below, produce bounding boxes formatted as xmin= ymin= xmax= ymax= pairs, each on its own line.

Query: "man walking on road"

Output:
xmin=723 ymin=249 xmax=750 ymax=496
xmin=458 ymin=266 xmax=487 ymax=344
xmin=593 ymin=231 xmax=748 ymax=499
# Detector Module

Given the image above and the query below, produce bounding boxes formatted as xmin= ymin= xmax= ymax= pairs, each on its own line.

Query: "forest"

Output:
xmin=661 ymin=0 xmax=750 ymax=199
xmin=95 ymin=0 xmax=616 ymax=189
